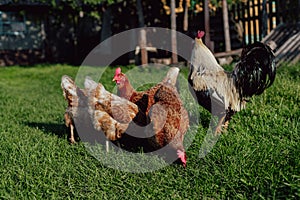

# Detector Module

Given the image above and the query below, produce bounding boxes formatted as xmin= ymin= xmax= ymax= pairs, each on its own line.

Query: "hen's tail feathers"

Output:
xmin=233 ymin=42 xmax=276 ymax=98
xmin=61 ymin=75 xmax=77 ymax=99
xmin=161 ymin=67 xmax=180 ymax=86
xmin=61 ymin=75 xmax=87 ymax=107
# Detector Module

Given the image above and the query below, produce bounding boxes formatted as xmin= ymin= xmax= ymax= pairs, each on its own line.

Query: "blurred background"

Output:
xmin=0 ymin=0 xmax=299 ymax=66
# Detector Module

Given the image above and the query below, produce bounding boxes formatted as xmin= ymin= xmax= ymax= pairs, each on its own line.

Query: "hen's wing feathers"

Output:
xmin=92 ymin=108 xmax=129 ymax=140
xmin=84 ymin=77 xmax=138 ymax=140
xmin=85 ymin=76 xmax=139 ymax=123
xmin=148 ymin=103 xmax=168 ymax=138
xmin=150 ymin=84 xmax=189 ymax=150
xmin=109 ymin=100 xmax=139 ymax=123
xmin=91 ymin=79 xmax=138 ymax=123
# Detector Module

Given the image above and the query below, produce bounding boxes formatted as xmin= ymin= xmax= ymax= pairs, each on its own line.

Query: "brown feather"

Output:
xmin=85 ymin=77 xmax=139 ymax=141
xmin=61 ymin=75 xmax=89 ymax=143
xmin=115 ymin=67 xmax=189 ymax=166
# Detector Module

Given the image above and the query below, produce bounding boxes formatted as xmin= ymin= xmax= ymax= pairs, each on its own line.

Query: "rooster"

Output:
xmin=189 ymin=31 xmax=276 ymax=134
xmin=61 ymin=75 xmax=89 ymax=144
xmin=113 ymin=67 xmax=189 ymax=167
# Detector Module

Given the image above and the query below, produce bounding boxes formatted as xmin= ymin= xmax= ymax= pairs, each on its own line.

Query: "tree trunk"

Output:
xmin=170 ymin=0 xmax=178 ymax=64
xmin=222 ymin=0 xmax=231 ymax=52
xmin=100 ymin=5 xmax=112 ymax=55
xmin=40 ymin=17 xmax=46 ymax=61
xmin=136 ymin=0 xmax=147 ymax=65
xmin=73 ymin=14 xmax=79 ymax=65
xmin=261 ymin=0 xmax=268 ymax=37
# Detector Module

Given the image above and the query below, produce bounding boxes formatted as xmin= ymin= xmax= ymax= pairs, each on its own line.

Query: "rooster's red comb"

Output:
xmin=197 ymin=31 xmax=205 ymax=39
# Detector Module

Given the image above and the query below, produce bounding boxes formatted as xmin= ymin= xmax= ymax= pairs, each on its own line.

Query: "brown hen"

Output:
xmin=61 ymin=75 xmax=89 ymax=144
xmin=113 ymin=67 xmax=189 ymax=167
xmin=84 ymin=77 xmax=139 ymax=148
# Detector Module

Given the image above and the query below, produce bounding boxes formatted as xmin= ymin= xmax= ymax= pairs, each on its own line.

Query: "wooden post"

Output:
xmin=204 ymin=0 xmax=212 ymax=51
xmin=171 ymin=0 xmax=178 ymax=63
xmin=139 ymin=29 xmax=147 ymax=65
xmin=253 ymin=0 xmax=258 ymax=41
xmin=262 ymin=0 xmax=268 ymax=38
xmin=136 ymin=0 xmax=147 ymax=65
xmin=41 ymin=18 xmax=46 ymax=60
xmin=247 ymin=0 xmax=252 ymax=44
xmin=241 ymin=2 xmax=246 ymax=44
xmin=222 ymin=0 xmax=231 ymax=52
xmin=100 ymin=5 xmax=112 ymax=55
xmin=183 ymin=0 xmax=189 ymax=31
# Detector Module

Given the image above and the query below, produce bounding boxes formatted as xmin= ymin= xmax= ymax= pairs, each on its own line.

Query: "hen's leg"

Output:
xmin=106 ymin=140 xmax=109 ymax=152
xmin=69 ymin=124 xmax=76 ymax=144
xmin=64 ymin=112 xmax=76 ymax=144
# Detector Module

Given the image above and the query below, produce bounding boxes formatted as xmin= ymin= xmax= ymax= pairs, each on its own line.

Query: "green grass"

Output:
xmin=0 ymin=63 xmax=299 ymax=199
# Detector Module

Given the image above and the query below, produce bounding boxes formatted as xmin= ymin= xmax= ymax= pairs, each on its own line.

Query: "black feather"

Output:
xmin=233 ymin=42 xmax=276 ymax=98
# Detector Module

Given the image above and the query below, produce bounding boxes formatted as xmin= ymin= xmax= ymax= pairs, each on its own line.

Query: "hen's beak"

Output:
xmin=112 ymin=76 xmax=118 ymax=82
xmin=113 ymin=77 xmax=120 ymax=84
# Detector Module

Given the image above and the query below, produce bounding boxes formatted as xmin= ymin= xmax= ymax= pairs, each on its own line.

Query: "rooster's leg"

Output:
xmin=69 ymin=124 xmax=76 ymax=144
xmin=215 ymin=115 xmax=226 ymax=135
xmin=222 ymin=120 xmax=230 ymax=131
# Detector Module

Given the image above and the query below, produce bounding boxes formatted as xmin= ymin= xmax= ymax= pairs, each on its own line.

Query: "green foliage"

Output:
xmin=83 ymin=0 xmax=116 ymax=5
xmin=190 ymin=0 xmax=243 ymax=8
xmin=211 ymin=0 xmax=243 ymax=7
xmin=0 ymin=63 xmax=299 ymax=198
xmin=36 ymin=0 xmax=118 ymax=11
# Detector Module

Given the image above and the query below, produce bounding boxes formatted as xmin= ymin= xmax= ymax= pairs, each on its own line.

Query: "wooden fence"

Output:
xmin=231 ymin=0 xmax=279 ymax=44
xmin=231 ymin=0 xmax=300 ymax=45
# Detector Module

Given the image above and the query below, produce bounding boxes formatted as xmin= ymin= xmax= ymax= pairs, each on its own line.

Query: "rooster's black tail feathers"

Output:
xmin=233 ymin=42 xmax=276 ymax=98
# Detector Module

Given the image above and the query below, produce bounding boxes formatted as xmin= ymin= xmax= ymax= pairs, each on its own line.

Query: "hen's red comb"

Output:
xmin=177 ymin=150 xmax=187 ymax=167
xmin=115 ymin=67 xmax=121 ymax=75
xmin=197 ymin=31 xmax=205 ymax=39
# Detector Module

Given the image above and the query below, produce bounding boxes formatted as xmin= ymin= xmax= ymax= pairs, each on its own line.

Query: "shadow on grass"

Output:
xmin=23 ymin=121 xmax=147 ymax=150
xmin=24 ymin=121 xmax=185 ymax=166
xmin=24 ymin=121 xmax=105 ymax=144
xmin=25 ymin=122 xmax=68 ymax=138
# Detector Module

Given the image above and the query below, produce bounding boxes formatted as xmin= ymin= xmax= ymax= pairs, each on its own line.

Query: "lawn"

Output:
xmin=0 ymin=63 xmax=299 ymax=199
